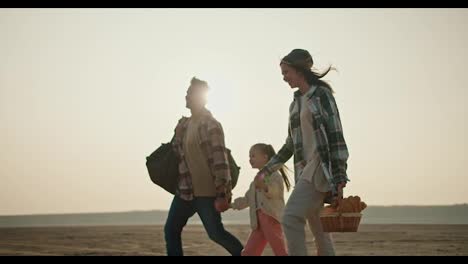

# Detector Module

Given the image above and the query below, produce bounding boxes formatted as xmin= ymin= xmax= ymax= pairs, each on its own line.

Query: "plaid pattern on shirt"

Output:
xmin=172 ymin=109 xmax=232 ymax=201
xmin=261 ymin=84 xmax=349 ymax=199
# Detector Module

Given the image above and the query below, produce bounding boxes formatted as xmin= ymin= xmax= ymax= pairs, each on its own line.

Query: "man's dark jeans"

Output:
xmin=164 ymin=196 xmax=244 ymax=256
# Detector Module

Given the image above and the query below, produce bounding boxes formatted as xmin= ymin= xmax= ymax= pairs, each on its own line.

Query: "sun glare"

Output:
xmin=202 ymin=74 xmax=236 ymax=117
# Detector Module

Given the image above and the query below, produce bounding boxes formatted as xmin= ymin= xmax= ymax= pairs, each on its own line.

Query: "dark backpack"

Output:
xmin=145 ymin=139 xmax=179 ymax=195
xmin=226 ymin=148 xmax=240 ymax=190
xmin=146 ymin=140 xmax=240 ymax=194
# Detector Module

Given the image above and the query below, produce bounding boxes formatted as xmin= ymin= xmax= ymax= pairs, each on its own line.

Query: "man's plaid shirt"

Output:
xmin=172 ymin=109 xmax=232 ymax=201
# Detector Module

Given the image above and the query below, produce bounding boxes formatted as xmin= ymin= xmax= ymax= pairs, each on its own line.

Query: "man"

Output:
xmin=164 ymin=77 xmax=243 ymax=256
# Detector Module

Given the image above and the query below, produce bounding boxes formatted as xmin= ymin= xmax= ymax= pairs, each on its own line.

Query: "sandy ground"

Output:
xmin=0 ymin=224 xmax=467 ymax=256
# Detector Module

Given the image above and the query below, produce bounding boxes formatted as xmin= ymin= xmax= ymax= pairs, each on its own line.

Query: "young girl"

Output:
xmin=230 ymin=143 xmax=291 ymax=256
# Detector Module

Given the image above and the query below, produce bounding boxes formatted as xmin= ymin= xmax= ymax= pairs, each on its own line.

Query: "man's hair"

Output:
xmin=190 ymin=77 xmax=209 ymax=91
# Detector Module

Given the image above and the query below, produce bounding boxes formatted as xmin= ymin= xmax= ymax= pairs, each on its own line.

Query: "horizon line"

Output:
xmin=2 ymin=203 xmax=468 ymax=217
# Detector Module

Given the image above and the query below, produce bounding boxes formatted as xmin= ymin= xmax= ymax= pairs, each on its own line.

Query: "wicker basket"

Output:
xmin=320 ymin=212 xmax=362 ymax=232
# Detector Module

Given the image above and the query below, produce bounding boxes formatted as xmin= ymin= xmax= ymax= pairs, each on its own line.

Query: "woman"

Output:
xmin=255 ymin=49 xmax=349 ymax=256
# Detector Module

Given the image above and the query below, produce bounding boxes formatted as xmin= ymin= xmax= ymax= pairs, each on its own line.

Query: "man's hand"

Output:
xmin=214 ymin=197 xmax=230 ymax=212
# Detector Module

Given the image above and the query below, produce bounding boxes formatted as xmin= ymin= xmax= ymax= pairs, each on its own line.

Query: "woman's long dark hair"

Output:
xmin=252 ymin=143 xmax=291 ymax=192
xmin=280 ymin=49 xmax=336 ymax=93
xmin=302 ymin=66 xmax=335 ymax=94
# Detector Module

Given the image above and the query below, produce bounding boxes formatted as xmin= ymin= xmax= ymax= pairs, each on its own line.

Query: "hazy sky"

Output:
xmin=1 ymin=8 xmax=468 ymax=215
